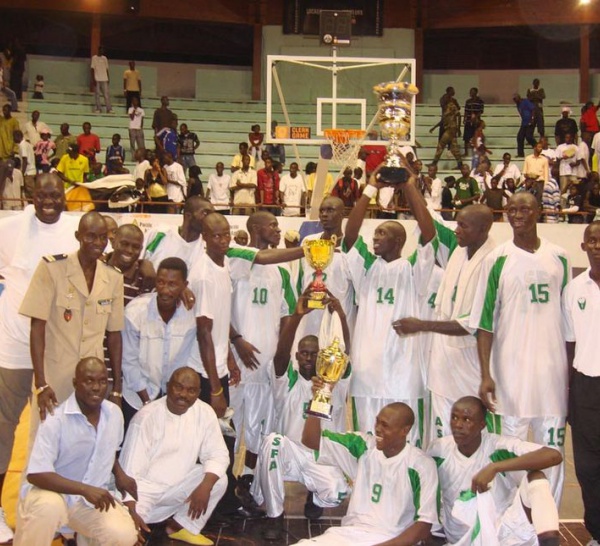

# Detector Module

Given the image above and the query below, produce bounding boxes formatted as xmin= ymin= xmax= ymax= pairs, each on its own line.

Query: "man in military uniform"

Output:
xmin=432 ymin=101 xmax=463 ymax=168
xmin=20 ymin=212 xmax=124 ymax=432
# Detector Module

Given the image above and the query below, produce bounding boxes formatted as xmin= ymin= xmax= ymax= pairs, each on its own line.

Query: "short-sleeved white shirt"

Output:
xmin=428 ymin=432 xmax=541 ymax=544
xmin=128 ymin=107 xmax=145 ymax=130
xmin=279 ymin=173 xmax=306 ymax=217
xmin=344 ymin=236 xmax=434 ymax=399
xmin=318 ymin=432 xmax=438 ymax=536
xmin=91 ymin=55 xmax=109 ymax=82
xmin=207 ymin=173 xmax=231 ymax=210
xmin=562 ymin=268 xmax=600 ymax=377
xmin=143 ymin=227 xmax=204 ymax=271
xmin=555 ymin=143 xmax=580 ymax=176
xmin=470 ymin=239 xmax=570 ymax=417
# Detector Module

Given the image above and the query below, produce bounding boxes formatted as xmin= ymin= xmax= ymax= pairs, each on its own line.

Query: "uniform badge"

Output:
xmin=65 ymin=287 xmax=74 ymax=322
xmin=64 ymin=309 xmax=72 ymax=322
xmin=578 ymin=297 xmax=586 ymax=310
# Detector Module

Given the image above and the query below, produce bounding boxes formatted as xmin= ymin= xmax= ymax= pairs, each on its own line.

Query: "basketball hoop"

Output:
xmin=323 ymin=129 xmax=366 ymax=167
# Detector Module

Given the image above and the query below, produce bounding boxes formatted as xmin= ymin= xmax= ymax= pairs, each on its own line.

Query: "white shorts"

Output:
xmin=230 ymin=382 xmax=274 ymax=453
xmin=293 ymin=525 xmax=394 ymax=545
xmin=430 ymin=391 xmax=454 ymax=444
xmin=352 ymin=396 xmax=426 ymax=449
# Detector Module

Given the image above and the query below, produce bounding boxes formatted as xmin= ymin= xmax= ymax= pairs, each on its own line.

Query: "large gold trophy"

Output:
xmin=373 ymin=80 xmax=419 ymax=184
xmin=307 ymin=337 xmax=349 ymax=420
xmin=302 ymin=235 xmax=337 ymax=309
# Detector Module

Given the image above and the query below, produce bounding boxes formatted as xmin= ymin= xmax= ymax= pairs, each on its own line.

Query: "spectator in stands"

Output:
xmin=56 ymin=144 xmax=90 ymax=187
xmin=24 ymin=110 xmax=50 ymax=146
xmin=0 ymin=59 xmax=18 ymax=113
xmin=564 ymin=184 xmax=584 ymax=224
xmin=155 ymin=118 xmax=179 ymax=161
xmin=493 ymin=152 xmax=522 ymax=187
xmin=14 ymin=130 xmax=35 ymax=197
xmin=517 ymin=173 xmax=542 ymax=207
xmin=187 ymin=165 xmax=203 ymax=198
xmin=527 ymin=78 xmax=546 ymax=137
xmin=54 ymin=123 xmax=77 ymax=161
xmin=554 ymin=106 xmax=578 ymax=145
xmin=163 ymin=151 xmax=186 ymax=210
xmin=513 ymin=93 xmax=536 ymax=157
xmin=524 ymin=141 xmax=549 ymax=206
xmin=480 ymin=175 xmax=504 ymax=220
xmin=540 ymin=135 xmax=557 ymax=166
xmin=33 ymin=74 xmax=44 ymax=99
xmin=441 ymin=176 xmax=455 ymax=220
xmin=454 ymin=163 xmax=480 ymax=212
xmin=574 ymin=133 xmax=591 ymax=184
xmin=255 ymin=149 xmax=270 ymax=172
xmin=106 ymin=134 xmax=126 ymax=175
xmin=580 ymin=100 xmax=599 ymax=146
xmin=234 ymin=230 xmax=249 ymax=246
xmin=33 ymin=131 xmax=55 ymax=173
xmin=431 ymin=101 xmax=463 ymax=168
xmin=257 ymin=157 xmax=280 ymax=213
xmin=77 ymin=122 xmax=101 ymax=164
xmin=122 ymin=60 xmax=142 ymax=110
xmin=88 ymin=161 xmax=104 ymax=183
xmin=132 ymin=148 xmax=150 ymax=186
xmin=463 ymin=87 xmax=485 ymax=156
xmin=279 ymin=161 xmax=305 ymax=217
xmin=231 ymin=142 xmax=255 ymax=173
xmin=543 ymin=164 xmax=561 ymax=223
xmin=592 ymin=131 xmax=600 ymax=171
xmin=152 ymin=95 xmax=176 ymax=134
xmin=439 ymin=86 xmax=460 ymax=142
xmin=0 ymin=105 xmax=19 ymax=160
xmin=265 ymin=121 xmax=285 ymax=166
xmin=230 ymin=154 xmax=257 ymax=215
xmin=331 ymin=166 xmax=360 ymax=211
xmin=470 ymin=158 xmax=493 ymax=195
xmin=127 ymin=95 xmax=145 ymax=158
xmin=556 ymin=132 xmax=581 ymax=193
xmin=90 ymin=45 xmax=113 ymax=114
xmin=361 ymin=130 xmax=387 ymax=178
xmin=178 ymin=123 xmax=200 ymax=176
xmin=144 ymin=155 xmax=169 ymax=213
xmin=421 ymin=164 xmax=442 ymax=211
xmin=248 ymin=123 xmax=264 ymax=162
xmin=584 ymin=180 xmax=600 ymax=221
xmin=305 ymin=162 xmax=334 ymax=205
xmin=206 ymin=161 xmax=231 ymax=214
xmin=1 ymin=158 xmax=23 ymax=211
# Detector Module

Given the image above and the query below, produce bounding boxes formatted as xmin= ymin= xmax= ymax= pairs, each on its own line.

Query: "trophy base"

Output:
xmin=306 ymin=399 xmax=333 ymax=420
xmin=307 ymin=291 xmax=327 ymax=309
xmin=377 ymin=166 xmax=410 ymax=185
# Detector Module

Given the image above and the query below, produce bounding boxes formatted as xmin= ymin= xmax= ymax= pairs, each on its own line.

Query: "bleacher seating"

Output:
xmin=25 ymin=91 xmax=577 ymax=184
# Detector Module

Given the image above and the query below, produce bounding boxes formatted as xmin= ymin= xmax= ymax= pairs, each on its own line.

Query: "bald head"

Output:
xmin=202 ymin=212 xmax=229 ymax=234
xmin=322 ymin=196 xmax=344 ymax=210
xmin=459 ymin=204 xmax=493 ymax=233
xmin=78 ymin=211 xmax=105 ymax=232
xmin=75 ymin=357 xmax=106 ymax=380
xmin=35 ymin=172 xmax=64 ymax=193
xmin=116 ymin=223 xmax=143 ymax=241
xmin=247 ymin=211 xmax=276 ymax=233
xmin=453 ymin=396 xmax=487 ymax=421
xmin=384 ymin=402 xmax=415 ymax=428
xmin=183 ymin=195 xmax=213 ymax=215
xmin=170 ymin=366 xmax=200 ymax=388
xmin=381 ymin=221 xmax=406 ymax=244
xmin=508 ymin=191 xmax=537 ymax=209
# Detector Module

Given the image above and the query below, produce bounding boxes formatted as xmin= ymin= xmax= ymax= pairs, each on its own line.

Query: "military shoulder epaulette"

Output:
xmin=42 ymin=254 xmax=68 ymax=263
xmin=102 ymin=261 xmax=122 ymax=274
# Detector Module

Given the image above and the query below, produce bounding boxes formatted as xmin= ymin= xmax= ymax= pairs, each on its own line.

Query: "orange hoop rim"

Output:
xmin=323 ymin=129 xmax=366 ymax=145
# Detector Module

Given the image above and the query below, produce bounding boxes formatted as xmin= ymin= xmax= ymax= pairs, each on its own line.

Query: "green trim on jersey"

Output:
xmin=145 ymin=232 xmax=166 ymax=253
xmin=226 ymin=247 xmax=257 ymax=262
xmin=286 ymin=362 xmax=299 ymax=391
xmin=297 ymin=260 xmax=304 ymax=296
xmin=478 ymin=255 xmax=508 ymax=332
xmin=432 ymin=456 xmax=445 ymax=469
xmin=434 ymin=219 xmax=458 ymax=259
xmin=407 ymin=250 xmax=417 ymax=266
xmin=486 ymin=412 xmax=502 ymax=434
xmin=458 ymin=489 xmax=476 ymax=502
xmin=278 ymin=266 xmax=297 ymax=314
xmin=408 ymin=467 xmax=422 ymax=521
xmin=351 ymin=397 xmax=360 ymax=431
xmin=489 ymin=448 xmax=518 ymax=465
xmin=416 ymin=398 xmax=425 ymax=448
xmin=342 ymin=363 xmax=352 ymax=379
xmin=322 ymin=430 xmax=368 ymax=460
xmin=355 ymin=236 xmax=377 ymax=271
xmin=559 ymin=255 xmax=569 ymax=291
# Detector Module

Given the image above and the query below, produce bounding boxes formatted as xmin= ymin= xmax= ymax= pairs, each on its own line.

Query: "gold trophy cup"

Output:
xmin=302 ymin=235 xmax=337 ymax=309
xmin=373 ymin=80 xmax=419 ymax=184
xmin=307 ymin=337 xmax=349 ymax=420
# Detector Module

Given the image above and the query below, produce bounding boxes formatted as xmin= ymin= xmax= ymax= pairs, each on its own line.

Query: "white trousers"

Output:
xmin=135 ymin=464 xmax=227 ymax=535
xmin=13 ymin=487 xmax=137 ymax=546
xmin=293 ymin=525 xmax=394 ymax=545
xmin=251 ymin=433 xmax=349 ymax=518
xmin=230 ymin=381 xmax=274 ymax=453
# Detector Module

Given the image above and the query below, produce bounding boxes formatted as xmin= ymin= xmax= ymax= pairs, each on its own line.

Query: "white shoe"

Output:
xmin=0 ymin=507 xmax=14 ymax=543
xmin=586 ymin=540 xmax=600 ymax=546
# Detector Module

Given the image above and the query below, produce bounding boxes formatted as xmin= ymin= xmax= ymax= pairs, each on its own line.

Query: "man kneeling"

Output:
xmin=294 ymin=401 xmax=438 ymax=545
xmin=14 ymin=358 xmax=138 ymax=546
xmin=428 ymin=396 xmax=562 ymax=546
xmin=119 ymin=367 xmax=229 ymax=546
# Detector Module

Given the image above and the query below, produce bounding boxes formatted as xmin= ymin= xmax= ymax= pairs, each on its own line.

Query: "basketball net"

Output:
xmin=323 ymin=129 xmax=366 ymax=168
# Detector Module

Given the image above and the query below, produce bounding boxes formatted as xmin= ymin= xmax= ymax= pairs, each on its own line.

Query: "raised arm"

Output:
xmin=345 ymin=165 xmax=383 ymax=249
xmin=403 ymin=174 xmax=436 ymax=244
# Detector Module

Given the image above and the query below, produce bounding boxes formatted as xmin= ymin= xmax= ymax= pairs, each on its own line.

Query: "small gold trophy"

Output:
xmin=373 ymin=80 xmax=419 ymax=184
xmin=307 ymin=337 xmax=349 ymax=420
xmin=302 ymin=235 xmax=337 ymax=309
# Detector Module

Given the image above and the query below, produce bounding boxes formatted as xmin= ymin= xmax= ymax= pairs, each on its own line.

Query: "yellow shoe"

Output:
xmin=168 ymin=528 xmax=214 ymax=545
